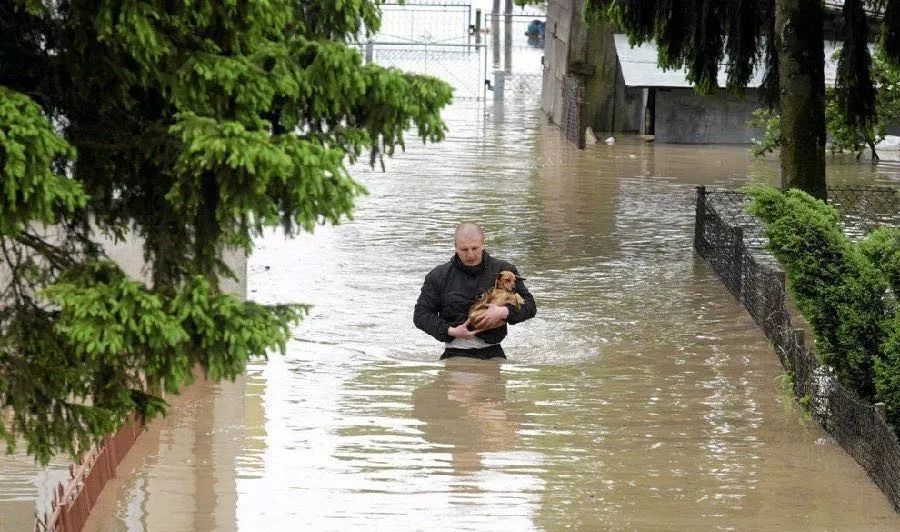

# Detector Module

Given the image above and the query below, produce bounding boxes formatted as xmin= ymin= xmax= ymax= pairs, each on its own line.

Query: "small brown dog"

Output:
xmin=467 ymin=271 xmax=525 ymax=330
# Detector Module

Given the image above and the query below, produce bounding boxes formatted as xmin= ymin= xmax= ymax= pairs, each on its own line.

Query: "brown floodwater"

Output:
xmin=3 ymin=97 xmax=899 ymax=531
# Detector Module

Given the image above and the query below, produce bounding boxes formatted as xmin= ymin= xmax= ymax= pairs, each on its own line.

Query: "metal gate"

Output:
xmin=359 ymin=2 xmax=488 ymax=100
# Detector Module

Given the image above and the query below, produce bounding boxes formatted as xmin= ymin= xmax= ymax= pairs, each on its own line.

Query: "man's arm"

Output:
xmin=413 ymin=271 xmax=455 ymax=343
xmin=472 ymin=266 xmax=536 ymax=330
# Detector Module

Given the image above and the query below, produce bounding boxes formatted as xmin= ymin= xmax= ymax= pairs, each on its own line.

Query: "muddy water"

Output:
xmin=45 ymin=100 xmax=897 ymax=532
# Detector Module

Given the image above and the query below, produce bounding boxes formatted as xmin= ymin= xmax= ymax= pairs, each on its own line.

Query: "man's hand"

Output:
xmin=472 ymin=304 xmax=509 ymax=331
xmin=448 ymin=319 xmax=482 ymax=339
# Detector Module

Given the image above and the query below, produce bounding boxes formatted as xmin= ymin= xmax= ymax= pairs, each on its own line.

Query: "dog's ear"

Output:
xmin=495 ymin=272 xmax=504 ymax=278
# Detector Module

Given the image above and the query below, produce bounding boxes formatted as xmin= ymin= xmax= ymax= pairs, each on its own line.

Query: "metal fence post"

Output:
xmin=732 ymin=226 xmax=743 ymax=300
xmin=364 ymin=40 xmax=374 ymax=65
xmin=493 ymin=69 xmax=505 ymax=101
xmin=794 ymin=327 xmax=806 ymax=350
xmin=875 ymin=402 xmax=887 ymax=421
xmin=475 ymin=9 xmax=482 ymax=44
xmin=503 ymin=11 xmax=512 ymax=73
xmin=694 ymin=186 xmax=706 ymax=255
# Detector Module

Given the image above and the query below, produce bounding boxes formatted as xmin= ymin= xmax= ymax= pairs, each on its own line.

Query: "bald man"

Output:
xmin=414 ymin=222 xmax=536 ymax=360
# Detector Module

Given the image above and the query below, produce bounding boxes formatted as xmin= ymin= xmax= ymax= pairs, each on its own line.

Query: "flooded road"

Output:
xmin=61 ymin=98 xmax=900 ymax=532
xmin=3 ymin=5 xmax=900 ymax=526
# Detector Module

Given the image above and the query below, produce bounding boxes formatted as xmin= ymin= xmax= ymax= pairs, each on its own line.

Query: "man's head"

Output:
xmin=454 ymin=222 xmax=485 ymax=266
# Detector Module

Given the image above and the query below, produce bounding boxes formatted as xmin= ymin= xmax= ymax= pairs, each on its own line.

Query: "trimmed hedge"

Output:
xmin=747 ymin=186 xmax=899 ymax=426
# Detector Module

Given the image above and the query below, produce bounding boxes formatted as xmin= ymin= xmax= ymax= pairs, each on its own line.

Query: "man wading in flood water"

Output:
xmin=413 ymin=222 xmax=536 ymax=360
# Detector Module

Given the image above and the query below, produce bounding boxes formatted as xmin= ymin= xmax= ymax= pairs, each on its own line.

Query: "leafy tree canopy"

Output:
xmin=1 ymin=0 xmax=452 ymax=464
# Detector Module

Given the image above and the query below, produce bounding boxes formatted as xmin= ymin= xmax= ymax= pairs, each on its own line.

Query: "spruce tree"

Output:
xmin=0 ymin=0 xmax=452 ymax=464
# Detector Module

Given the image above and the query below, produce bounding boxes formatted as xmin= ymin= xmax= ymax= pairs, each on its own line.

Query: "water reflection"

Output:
xmin=412 ymin=359 xmax=522 ymax=476
xmin=78 ymin=374 xmax=245 ymax=532
xmin=0 ymin=454 xmax=69 ymax=532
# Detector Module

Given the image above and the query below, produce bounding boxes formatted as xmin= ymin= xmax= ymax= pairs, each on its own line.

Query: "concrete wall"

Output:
xmin=543 ymin=0 xmax=641 ymax=135
xmin=577 ymin=17 xmax=618 ymax=133
xmin=98 ymin=230 xmax=247 ymax=299
xmin=654 ymin=89 xmax=763 ymax=144
xmin=0 ymin=225 xmax=247 ymax=300
xmin=613 ymin=85 xmax=643 ymax=133
xmin=543 ymin=0 xmax=758 ymax=143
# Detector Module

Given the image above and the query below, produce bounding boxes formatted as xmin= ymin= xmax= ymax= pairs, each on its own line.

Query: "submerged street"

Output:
xmin=3 ymin=3 xmax=900 ymax=528
xmin=71 ymin=99 xmax=900 ymax=530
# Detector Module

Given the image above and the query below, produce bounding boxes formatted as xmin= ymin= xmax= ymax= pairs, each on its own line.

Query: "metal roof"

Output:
xmin=614 ymin=34 xmax=857 ymax=89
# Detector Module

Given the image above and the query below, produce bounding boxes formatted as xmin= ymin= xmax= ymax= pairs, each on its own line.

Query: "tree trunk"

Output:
xmin=776 ymin=0 xmax=827 ymax=200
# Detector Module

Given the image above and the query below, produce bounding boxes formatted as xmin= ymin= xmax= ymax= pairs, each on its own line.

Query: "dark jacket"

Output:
xmin=413 ymin=252 xmax=537 ymax=345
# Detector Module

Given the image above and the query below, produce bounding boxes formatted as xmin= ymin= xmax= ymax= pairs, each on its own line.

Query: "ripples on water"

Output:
xmin=4 ymin=94 xmax=900 ymax=531
xmin=60 ymin=99 xmax=900 ymax=531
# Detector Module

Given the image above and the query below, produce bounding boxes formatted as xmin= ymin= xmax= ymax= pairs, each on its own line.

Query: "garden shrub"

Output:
xmin=747 ymin=186 xmax=892 ymax=403
xmin=859 ymin=226 xmax=900 ymax=297
xmin=875 ymin=312 xmax=900 ymax=426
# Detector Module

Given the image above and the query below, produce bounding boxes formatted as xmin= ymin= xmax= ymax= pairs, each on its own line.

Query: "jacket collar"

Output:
xmin=452 ymin=251 xmax=490 ymax=277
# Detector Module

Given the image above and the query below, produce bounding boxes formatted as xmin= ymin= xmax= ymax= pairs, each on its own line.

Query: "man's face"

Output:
xmin=455 ymin=234 xmax=485 ymax=266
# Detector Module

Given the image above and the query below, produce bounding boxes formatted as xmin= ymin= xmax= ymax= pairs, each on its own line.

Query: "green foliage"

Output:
xmin=586 ymin=0 xmax=771 ymax=94
xmin=875 ymin=312 xmax=900 ymax=426
xmin=882 ymin=0 xmax=900 ymax=65
xmin=0 ymin=261 xmax=307 ymax=463
xmin=825 ymin=87 xmax=883 ymax=157
xmin=0 ymin=0 xmax=451 ymax=463
xmin=859 ymin=226 xmax=900 ymax=297
xmin=747 ymin=186 xmax=900 ymax=432
xmin=0 ymin=87 xmax=86 ymax=236
xmin=873 ymin=48 xmax=900 ymax=128
xmin=171 ymin=275 xmax=307 ymax=383
xmin=748 ymin=108 xmax=781 ymax=157
xmin=746 ymin=186 xmax=892 ymax=401
xmin=834 ymin=0 xmax=877 ymax=132
xmin=750 ymin=48 xmax=900 ymax=159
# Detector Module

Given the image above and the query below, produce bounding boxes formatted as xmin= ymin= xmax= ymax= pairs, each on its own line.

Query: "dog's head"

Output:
xmin=494 ymin=270 xmax=523 ymax=292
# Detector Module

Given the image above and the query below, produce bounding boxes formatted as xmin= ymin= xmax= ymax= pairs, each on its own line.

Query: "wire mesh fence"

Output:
xmin=700 ymin=186 xmax=900 ymax=248
xmin=829 ymin=186 xmax=900 ymax=240
xmin=562 ymin=74 xmax=585 ymax=149
xmin=373 ymin=2 xmax=474 ymax=45
xmin=694 ymin=184 xmax=900 ymax=511
xmin=358 ymin=3 xmax=544 ymax=103
xmin=358 ymin=42 xmax=487 ymax=100
xmin=354 ymin=2 xmax=488 ymax=100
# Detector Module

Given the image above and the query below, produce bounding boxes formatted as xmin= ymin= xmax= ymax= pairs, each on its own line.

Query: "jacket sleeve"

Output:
xmin=413 ymin=270 xmax=455 ymax=343
xmin=506 ymin=266 xmax=536 ymax=325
